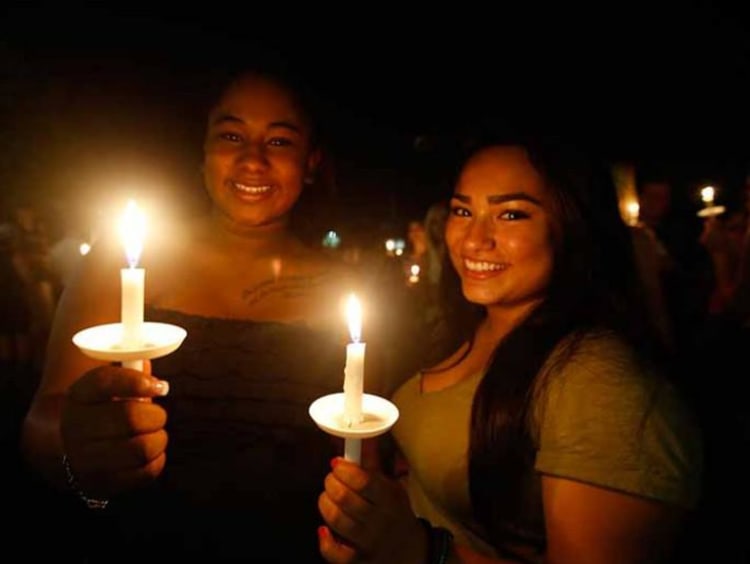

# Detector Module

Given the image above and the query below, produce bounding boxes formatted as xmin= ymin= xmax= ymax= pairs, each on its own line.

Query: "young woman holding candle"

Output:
xmin=316 ymin=136 xmax=704 ymax=563
xmin=20 ymin=63 xmax=367 ymax=562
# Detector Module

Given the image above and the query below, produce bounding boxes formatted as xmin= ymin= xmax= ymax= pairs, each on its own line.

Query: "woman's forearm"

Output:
xmin=20 ymin=393 xmax=67 ymax=490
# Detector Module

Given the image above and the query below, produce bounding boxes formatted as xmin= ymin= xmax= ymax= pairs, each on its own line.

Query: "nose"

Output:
xmin=463 ymin=216 xmax=496 ymax=252
xmin=237 ymin=141 xmax=269 ymax=171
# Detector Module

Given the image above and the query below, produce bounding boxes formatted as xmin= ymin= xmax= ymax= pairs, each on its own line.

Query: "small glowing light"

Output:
xmin=701 ymin=186 xmax=715 ymax=205
xmin=79 ymin=242 xmax=91 ymax=256
xmin=322 ymin=230 xmax=341 ymax=248
xmin=408 ymin=263 xmax=421 ymax=285
xmin=625 ymin=201 xmax=640 ymax=226
xmin=696 ymin=185 xmax=726 ymax=218
xmin=385 ymin=237 xmax=406 ymax=257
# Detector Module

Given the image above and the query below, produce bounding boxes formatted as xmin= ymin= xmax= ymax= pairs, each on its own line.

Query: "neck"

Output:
xmin=205 ymin=212 xmax=301 ymax=256
xmin=481 ymin=298 xmax=544 ymax=343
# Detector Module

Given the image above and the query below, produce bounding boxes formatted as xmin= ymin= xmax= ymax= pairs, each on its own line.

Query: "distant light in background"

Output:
xmin=625 ymin=201 xmax=640 ymax=226
xmin=697 ymin=184 xmax=725 ymax=218
xmin=384 ymin=238 xmax=405 ymax=257
xmin=408 ymin=263 xmax=420 ymax=285
xmin=611 ymin=162 xmax=640 ymax=227
xmin=79 ymin=242 xmax=91 ymax=256
xmin=322 ymin=230 xmax=341 ymax=248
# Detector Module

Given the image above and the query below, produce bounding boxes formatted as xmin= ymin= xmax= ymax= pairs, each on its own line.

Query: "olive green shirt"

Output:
xmin=391 ymin=332 xmax=703 ymax=558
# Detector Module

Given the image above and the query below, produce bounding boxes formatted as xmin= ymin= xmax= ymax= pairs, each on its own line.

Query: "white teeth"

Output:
xmin=464 ymin=259 xmax=505 ymax=272
xmin=234 ymin=182 xmax=272 ymax=194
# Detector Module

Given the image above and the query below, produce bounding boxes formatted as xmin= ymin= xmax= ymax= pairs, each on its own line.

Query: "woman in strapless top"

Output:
xmin=21 ymin=63 xmax=369 ymax=562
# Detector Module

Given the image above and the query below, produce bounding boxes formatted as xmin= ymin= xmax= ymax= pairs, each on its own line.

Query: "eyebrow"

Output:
xmin=452 ymin=192 xmax=543 ymax=206
xmin=210 ymin=114 xmax=303 ymax=133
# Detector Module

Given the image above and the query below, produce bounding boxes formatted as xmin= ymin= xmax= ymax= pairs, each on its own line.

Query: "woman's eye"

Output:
xmin=219 ymin=132 xmax=242 ymax=143
xmin=450 ymin=206 xmax=470 ymax=218
xmin=268 ymin=137 xmax=293 ymax=147
xmin=500 ymin=209 xmax=529 ymax=221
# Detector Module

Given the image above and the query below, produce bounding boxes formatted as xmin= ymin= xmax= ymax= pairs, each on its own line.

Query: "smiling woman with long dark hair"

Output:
xmin=316 ymin=134 xmax=703 ymax=564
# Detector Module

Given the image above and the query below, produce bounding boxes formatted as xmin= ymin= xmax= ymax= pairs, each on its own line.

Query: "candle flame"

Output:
xmin=119 ymin=200 xmax=146 ymax=268
xmin=625 ymin=201 xmax=640 ymax=226
xmin=345 ymin=293 xmax=362 ymax=343
xmin=701 ymin=186 xmax=715 ymax=204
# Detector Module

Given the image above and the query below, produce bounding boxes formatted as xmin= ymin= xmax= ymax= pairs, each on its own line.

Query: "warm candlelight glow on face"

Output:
xmin=119 ymin=200 xmax=146 ymax=267
xmin=701 ymin=186 xmax=715 ymax=205
xmin=345 ymin=293 xmax=362 ymax=343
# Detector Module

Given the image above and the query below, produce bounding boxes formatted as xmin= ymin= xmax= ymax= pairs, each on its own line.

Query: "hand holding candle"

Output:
xmin=119 ymin=200 xmax=146 ymax=370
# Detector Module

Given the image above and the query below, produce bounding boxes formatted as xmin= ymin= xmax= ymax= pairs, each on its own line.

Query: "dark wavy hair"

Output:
xmin=426 ymin=131 xmax=667 ymax=551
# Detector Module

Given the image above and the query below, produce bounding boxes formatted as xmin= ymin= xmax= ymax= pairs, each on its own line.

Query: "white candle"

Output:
xmin=119 ymin=200 xmax=146 ymax=370
xmin=344 ymin=294 xmax=364 ymax=427
xmin=121 ymin=267 xmax=144 ymax=347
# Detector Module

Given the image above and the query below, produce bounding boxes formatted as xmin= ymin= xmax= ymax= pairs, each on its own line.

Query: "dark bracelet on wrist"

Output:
xmin=62 ymin=454 xmax=109 ymax=510
xmin=417 ymin=517 xmax=454 ymax=564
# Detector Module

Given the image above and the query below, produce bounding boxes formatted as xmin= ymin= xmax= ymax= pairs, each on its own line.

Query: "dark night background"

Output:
xmin=2 ymin=2 xmax=748 ymax=238
xmin=1 ymin=4 xmax=750 ymax=561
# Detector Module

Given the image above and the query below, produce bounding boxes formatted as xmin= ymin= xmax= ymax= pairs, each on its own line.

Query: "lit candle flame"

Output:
xmin=346 ymin=293 xmax=362 ymax=344
xmin=701 ymin=186 xmax=715 ymax=205
xmin=625 ymin=201 xmax=640 ymax=225
xmin=119 ymin=200 xmax=146 ymax=268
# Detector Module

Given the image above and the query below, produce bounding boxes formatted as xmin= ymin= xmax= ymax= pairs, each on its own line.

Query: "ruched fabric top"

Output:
xmin=90 ymin=307 xmax=346 ymax=563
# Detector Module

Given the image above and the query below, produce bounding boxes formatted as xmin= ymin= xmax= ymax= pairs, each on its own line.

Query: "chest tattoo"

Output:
xmin=241 ymin=273 xmax=328 ymax=306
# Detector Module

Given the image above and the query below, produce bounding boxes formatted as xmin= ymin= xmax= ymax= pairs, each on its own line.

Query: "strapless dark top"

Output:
xmin=93 ymin=307 xmax=346 ymax=562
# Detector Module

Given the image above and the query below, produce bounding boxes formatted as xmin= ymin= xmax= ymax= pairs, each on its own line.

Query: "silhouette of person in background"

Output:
xmin=636 ymin=170 xmax=711 ymax=354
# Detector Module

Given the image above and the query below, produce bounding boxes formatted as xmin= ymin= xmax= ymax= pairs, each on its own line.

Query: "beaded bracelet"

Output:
xmin=62 ymin=454 xmax=109 ymax=510
xmin=417 ymin=517 xmax=454 ymax=564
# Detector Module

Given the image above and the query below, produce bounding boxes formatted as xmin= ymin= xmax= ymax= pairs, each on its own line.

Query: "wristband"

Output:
xmin=62 ymin=454 xmax=109 ymax=510
xmin=417 ymin=517 xmax=454 ymax=564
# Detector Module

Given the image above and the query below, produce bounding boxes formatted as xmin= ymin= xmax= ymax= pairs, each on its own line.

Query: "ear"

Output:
xmin=304 ymin=148 xmax=323 ymax=185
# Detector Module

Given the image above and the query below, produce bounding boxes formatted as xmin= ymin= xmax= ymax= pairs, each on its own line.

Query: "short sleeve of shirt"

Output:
xmin=534 ymin=333 xmax=703 ymax=509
